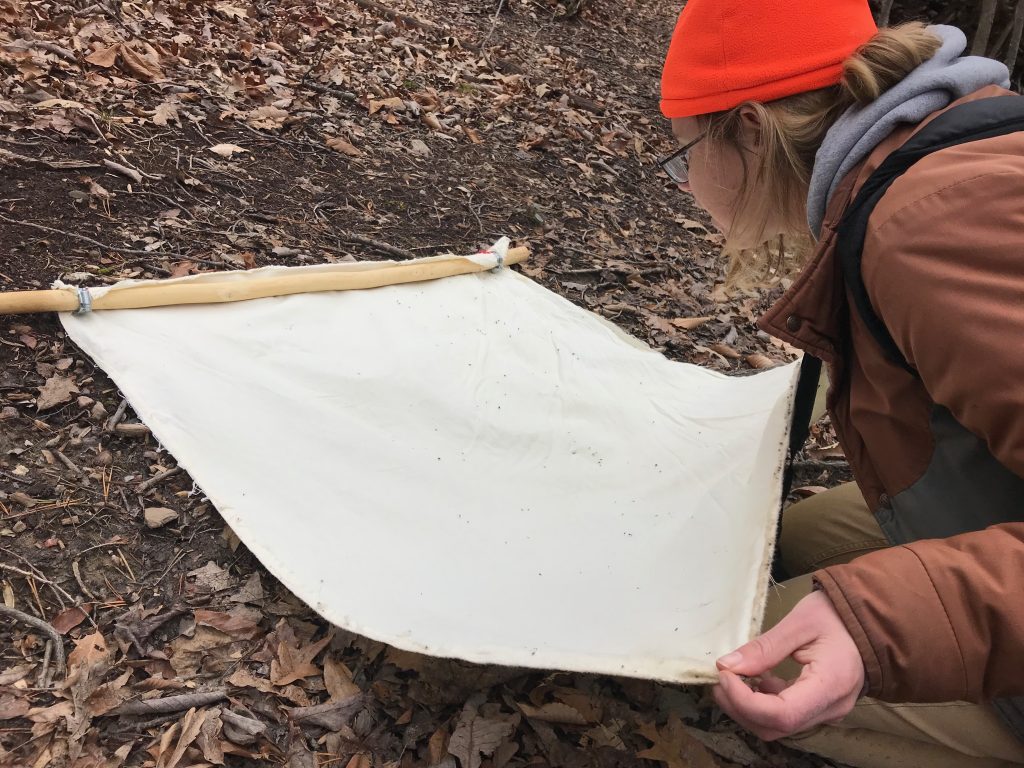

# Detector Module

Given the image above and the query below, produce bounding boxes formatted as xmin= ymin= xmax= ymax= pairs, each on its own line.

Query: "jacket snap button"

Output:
xmin=878 ymin=493 xmax=891 ymax=509
xmin=786 ymin=315 xmax=802 ymax=332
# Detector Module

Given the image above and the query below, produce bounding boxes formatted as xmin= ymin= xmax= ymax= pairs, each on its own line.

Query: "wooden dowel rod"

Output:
xmin=0 ymin=247 xmax=529 ymax=316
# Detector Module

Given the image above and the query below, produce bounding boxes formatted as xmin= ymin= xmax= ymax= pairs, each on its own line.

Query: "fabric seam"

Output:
xmin=906 ymin=545 xmax=971 ymax=699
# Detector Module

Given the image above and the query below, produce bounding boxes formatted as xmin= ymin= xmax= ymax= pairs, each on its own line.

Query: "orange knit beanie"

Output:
xmin=660 ymin=0 xmax=878 ymax=118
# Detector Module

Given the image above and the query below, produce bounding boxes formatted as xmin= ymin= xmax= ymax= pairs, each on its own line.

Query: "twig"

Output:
xmin=72 ymin=560 xmax=97 ymax=600
xmin=37 ymin=640 xmax=53 ymax=688
xmin=7 ymin=33 xmax=77 ymax=63
xmin=103 ymin=159 xmax=144 ymax=184
xmin=296 ymin=81 xmax=358 ymax=103
xmin=109 ymin=689 xmax=227 ymax=716
xmin=0 ymin=213 xmax=168 ymax=258
xmin=481 ymin=0 xmax=507 ymax=47
xmin=0 ymin=605 xmax=65 ymax=677
xmin=341 ymin=232 xmax=417 ymax=260
xmin=105 ymin=398 xmax=130 ymax=432
xmin=0 ymin=147 xmax=102 ymax=170
xmin=137 ymin=466 xmax=182 ymax=494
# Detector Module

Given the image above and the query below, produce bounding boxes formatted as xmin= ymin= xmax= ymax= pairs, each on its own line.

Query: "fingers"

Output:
xmin=716 ymin=607 xmax=816 ymax=676
xmin=715 ymin=669 xmax=844 ymax=741
xmin=753 ymin=672 xmax=789 ymax=695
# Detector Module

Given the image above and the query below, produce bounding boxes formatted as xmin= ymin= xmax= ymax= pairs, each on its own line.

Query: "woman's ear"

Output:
xmin=737 ymin=104 xmax=765 ymax=149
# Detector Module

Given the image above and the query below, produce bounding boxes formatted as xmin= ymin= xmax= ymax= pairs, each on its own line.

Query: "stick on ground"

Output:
xmin=0 ymin=605 xmax=65 ymax=678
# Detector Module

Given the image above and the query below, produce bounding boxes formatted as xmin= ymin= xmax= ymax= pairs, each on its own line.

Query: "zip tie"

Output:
xmin=73 ymin=286 xmax=92 ymax=315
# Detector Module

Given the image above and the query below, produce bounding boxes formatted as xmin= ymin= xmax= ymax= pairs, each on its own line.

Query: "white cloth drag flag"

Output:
xmin=60 ymin=253 xmax=798 ymax=683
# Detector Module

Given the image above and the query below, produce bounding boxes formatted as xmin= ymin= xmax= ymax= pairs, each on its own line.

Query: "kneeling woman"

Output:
xmin=658 ymin=1 xmax=1024 ymax=766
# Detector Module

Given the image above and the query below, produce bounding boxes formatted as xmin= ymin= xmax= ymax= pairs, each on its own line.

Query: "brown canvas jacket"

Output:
xmin=759 ymin=85 xmax=1024 ymax=706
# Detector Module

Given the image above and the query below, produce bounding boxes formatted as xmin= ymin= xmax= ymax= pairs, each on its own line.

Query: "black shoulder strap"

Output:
xmin=835 ymin=95 xmax=1024 ymax=373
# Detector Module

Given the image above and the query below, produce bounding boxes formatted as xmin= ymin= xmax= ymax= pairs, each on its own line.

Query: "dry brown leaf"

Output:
xmin=247 ymin=105 xmax=289 ymax=130
xmin=345 ymin=755 xmax=371 ymax=768
xmin=37 ymin=374 xmax=78 ymax=410
xmin=208 ymin=143 xmax=249 ymax=159
xmin=670 ymin=316 xmax=711 ymax=331
xmin=187 ymin=561 xmax=233 ymax=592
xmin=325 ymin=136 xmax=363 ymax=157
xmin=428 ymin=726 xmax=449 ymax=764
xmin=517 ymin=701 xmax=588 ymax=726
xmin=51 ymin=604 xmax=92 ymax=635
xmin=194 ymin=608 xmax=259 ymax=639
xmin=145 ymin=507 xmax=178 ymax=528
xmin=26 ymin=700 xmax=74 ymax=723
xmin=0 ymin=692 xmax=29 ymax=720
xmin=168 ymin=626 xmax=235 ymax=677
xmin=68 ymin=631 xmax=109 ymax=669
xmin=368 ymin=96 xmax=405 ymax=114
xmin=85 ymin=44 xmax=119 ymax=68
xmin=152 ymin=101 xmax=180 ymax=126
xmin=635 ymin=715 xmax=717 ymax=768
xmin=86 ymin=669 xmax=132 ymax=717
xmin=448 ymin=708 xmax=514 ymax=768
xmin=196 ymin=709 xmax=225 ymax=764
xmin=323 ymin=657 xmax=360 ymax=701
xmin=421 ymin=112 xmax=443 ymax=131
xmin=270 ymin=629 xmax=333 ymax=687
xmin=119 ymin=42 xmax=163 ymax=80
xmin=159 ymin=707 xmax=210 ymax=768
xmin=709 ymin=343 xmax=742 ymax=360
xmin=746 ymin=353 xmax=776 ymax=370
xmin=287 ymin=694 xmax=363 ymax=731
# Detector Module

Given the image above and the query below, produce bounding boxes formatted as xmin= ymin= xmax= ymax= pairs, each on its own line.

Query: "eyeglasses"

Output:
xmin=657 ymin=132 xmax=706 ymax=185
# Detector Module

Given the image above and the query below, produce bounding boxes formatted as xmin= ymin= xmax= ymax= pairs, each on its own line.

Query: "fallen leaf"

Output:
xmin=409 ymin=139 xmax=431 ymax=158
xmin=187 ymin=561 xmax=233 ymax=593
xmin=33 ymin=98 xmax=86 ymax=110
xmin=270 ymin=626 xmax=334 ymax=686
xmin=325 ymin=136 xmax=363 ymax=157
xmin=229 ymin=572 xmax=265 ymax=604
xmin=709 ymin=343 xmax=742 ymax=360
xmin=247 ymin=105 xmax=289 ymax=130
xmin=119 ymin=42 xmax=163 ymax=80
xmin=517 ymin=701 xmax=589 ymax=726
xmin=0 ymin=692 xmax=29 ymax=720
xmin=746 ymin=353 xmax=776 ymax=370
xmin=26 ymin=700 xmax=74 ymax=723
xmin=194 ymin=608 xmax=260 ymax=639
xmin=51 ymin=604 xmax=92 ymax=634
xmin=323 ymin=657 xmax=360 ymax=701
xmin=158 ymin=707 xmax=209 ymax=768
xmin=670 ymin=316 xmax=711 ymax=331
xmin=214 ymin=1 xmax=247 ymax=18
xmin=37 ymin=374 xmax=78 ymax=410
xmin=448 ymin=706 xmax=515 ymax=768
xmin=368 ymin=96 xmax=405 ymax=114
xmin=68 ymin=631 xmax=109 ymax=669
xmin=221 ymin=708 xmax=266 ymax=746
xmin=287 ymin=693 xmax=363 ymax=730
xmin=636 ymin=715 xmax=717 ymax=768
xmin=145 ymin=507 xmax=178 ymax=528
xmin=209 ymin=143 xmax=249 ymax=158
xmin=85 ymin=44 xmax=119 ymax=68
xmin=152 ymin=101 xmax=180 ymax=126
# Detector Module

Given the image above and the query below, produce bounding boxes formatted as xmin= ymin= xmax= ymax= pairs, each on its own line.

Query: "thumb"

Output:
xmin=717 ymin=606 xmax=817 ymax=676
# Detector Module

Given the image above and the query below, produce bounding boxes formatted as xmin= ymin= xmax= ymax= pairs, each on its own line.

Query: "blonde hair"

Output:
xmin=709 ymin=22 xmax=942 ymax=286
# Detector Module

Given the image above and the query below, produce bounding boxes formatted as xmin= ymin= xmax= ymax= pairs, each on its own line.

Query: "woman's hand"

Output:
xmin=712 ymin=590 xmax=866 ymax=741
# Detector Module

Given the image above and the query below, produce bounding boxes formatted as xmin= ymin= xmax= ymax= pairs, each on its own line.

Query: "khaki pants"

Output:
xmin=768 ymin=483 xmax=1024 ymax=768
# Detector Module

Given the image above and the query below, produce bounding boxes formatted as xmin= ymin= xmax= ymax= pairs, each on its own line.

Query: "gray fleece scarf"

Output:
xmin=807 ymin=25 xmax=1010 ymax=238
